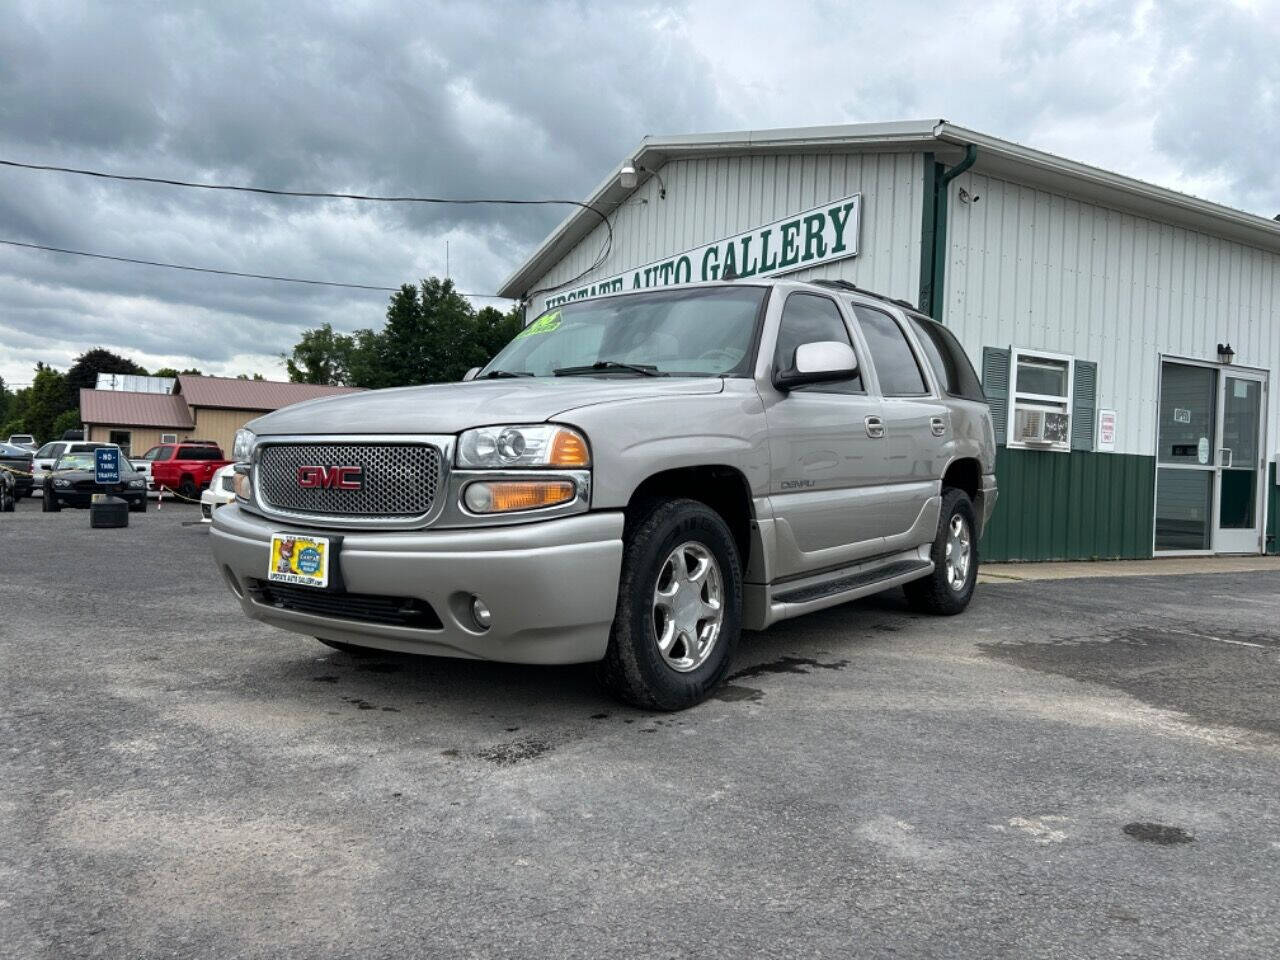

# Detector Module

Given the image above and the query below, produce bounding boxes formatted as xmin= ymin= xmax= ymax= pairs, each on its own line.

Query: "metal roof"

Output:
xmin=176 ymin=375 xmax=363 ymax=411
xmin=498 ymin=118 xmax=1280 ymax=300
xmin=79 ymin=389 xmax=195 ymax=429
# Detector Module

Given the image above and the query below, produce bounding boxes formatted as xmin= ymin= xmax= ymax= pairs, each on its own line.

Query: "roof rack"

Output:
xmin=808 ymin=279 xmax=921 ymax=314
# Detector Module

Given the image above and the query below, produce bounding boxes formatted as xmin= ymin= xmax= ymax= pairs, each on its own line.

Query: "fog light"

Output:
xmin=471 ymin=597 xmax=492 ymax=630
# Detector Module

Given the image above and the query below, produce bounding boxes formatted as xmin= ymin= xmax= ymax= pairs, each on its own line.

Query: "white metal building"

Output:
xmin=498 ymin=120 xmax=1280 ymax=561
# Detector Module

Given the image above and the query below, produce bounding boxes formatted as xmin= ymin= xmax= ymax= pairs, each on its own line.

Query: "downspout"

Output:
xmin=918 ymin=143 xmax=977 ymax=320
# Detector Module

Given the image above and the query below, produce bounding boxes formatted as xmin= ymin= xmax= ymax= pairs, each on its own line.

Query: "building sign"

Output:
xmin=1097 ymin=409 xmax=1116 ymax=451
xmin=540 ymin=194 xmax=862 ymax=314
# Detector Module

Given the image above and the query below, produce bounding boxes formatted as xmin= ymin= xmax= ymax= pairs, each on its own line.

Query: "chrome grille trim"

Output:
xmin=249 ymin=434 xmax=455 ymax=530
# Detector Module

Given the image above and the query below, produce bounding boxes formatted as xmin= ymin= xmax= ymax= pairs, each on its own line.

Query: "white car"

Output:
xmin=30 ymin=441 xmax=122 ymax=490
xmin=200 ymin=464 xmax=237 ymax=522
xmin=7 ymin=434 xmax=37 ymax=451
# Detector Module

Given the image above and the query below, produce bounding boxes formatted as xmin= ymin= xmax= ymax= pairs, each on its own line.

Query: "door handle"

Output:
xmin=865 ymin=416 xmax=885 ymax=439
xmin=930 ymin=416 xmax=947 ymax=437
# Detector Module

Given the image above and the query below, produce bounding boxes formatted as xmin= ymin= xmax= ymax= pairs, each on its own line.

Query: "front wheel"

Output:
xmin=43 ymin=489 xmax=61 ymax=512
xmin=904 ymin=487 xmax=978 ymax=615
xmin=598 ymin=498 xmax=742 ymax=711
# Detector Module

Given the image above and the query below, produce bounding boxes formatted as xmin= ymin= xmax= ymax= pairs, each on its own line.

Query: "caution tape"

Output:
xmin=0 ymin=465 xmax=35 ymax=478
xmin=0 ymin=464 xmax=207 ymax=505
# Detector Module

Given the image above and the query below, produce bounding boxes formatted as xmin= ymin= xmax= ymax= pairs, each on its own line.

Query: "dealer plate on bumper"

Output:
xmin=268 ymin=534 xmax=332 ymax=589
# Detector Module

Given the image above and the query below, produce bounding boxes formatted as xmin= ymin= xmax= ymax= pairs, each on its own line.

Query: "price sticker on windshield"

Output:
xmin=516 ymin=310 xmax=562 ymax=339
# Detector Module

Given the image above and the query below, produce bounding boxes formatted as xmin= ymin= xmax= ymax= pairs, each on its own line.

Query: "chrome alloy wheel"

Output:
xmin=944 ymin=513 xmax=972 ymax=591
xmin=652 ymin=541 xmax=724 ymax=672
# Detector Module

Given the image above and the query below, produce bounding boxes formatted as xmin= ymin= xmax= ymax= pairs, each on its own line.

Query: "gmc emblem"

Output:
xmin=297 ymin=465 xmax=364 ymax=490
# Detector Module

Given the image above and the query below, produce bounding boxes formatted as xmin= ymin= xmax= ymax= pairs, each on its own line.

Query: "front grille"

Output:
xmin=247 ymin=579 xmax=443 ymax=630
xmin=256 ymin=442 xmax=442 ymax=520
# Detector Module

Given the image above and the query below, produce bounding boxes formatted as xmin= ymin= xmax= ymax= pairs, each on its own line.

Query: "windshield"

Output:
xmin=55 ymin=453 xmax=97 ymax=471
xmin=481 ymin=286 xmax=767 ymax=378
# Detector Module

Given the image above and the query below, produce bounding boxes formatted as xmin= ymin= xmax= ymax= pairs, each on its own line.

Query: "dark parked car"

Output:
xmin=42 ymin=451 xmax=148 ymax=513
xmin=1 ymin=466 xmax=15 ymax=512
xmin=0 ymin=442 xmax=34 ymax=501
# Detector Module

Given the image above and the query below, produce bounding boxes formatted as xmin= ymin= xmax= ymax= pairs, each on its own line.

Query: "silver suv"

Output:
xmin=210 ymin=279 xmax=997 ymax=709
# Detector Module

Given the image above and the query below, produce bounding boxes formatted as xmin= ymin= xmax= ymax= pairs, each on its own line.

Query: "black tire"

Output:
xmin=43 ymin=488 xmax=61 ymax=512
xmin=315 ymin=638 xmax=380 ymax=656
xmin=129 ymin=497 xmax=146 ymax=513
xmin=904 ymin=487 xmax=978 ymax=615
xmin=1 ymin=487 xmax=13 ymax=512
xmin=178 ymin=476 xmax=198 ymax=500
xmin=597 ymin=498 xmax=742 ymax=711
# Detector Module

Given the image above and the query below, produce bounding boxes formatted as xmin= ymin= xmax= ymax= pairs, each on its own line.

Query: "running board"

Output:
xmin=744 ymin=554 xmax=933 ymax=629
xmin=774 ymin=559 xmax=932 ymax=604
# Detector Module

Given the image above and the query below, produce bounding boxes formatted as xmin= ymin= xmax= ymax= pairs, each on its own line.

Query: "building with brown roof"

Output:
xmin=80 ymin=375 xmax=363 ymax=457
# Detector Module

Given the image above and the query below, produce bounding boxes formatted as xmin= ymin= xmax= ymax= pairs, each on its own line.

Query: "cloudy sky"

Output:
xmin=1 ymin=0 xmax=1275 ymax=389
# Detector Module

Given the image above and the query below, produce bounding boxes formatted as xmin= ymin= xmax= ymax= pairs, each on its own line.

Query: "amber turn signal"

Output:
xmin=463 ymin=480 xmax=575 ymax=514
xmin=549 ymin=429 xmax=590 ymax=467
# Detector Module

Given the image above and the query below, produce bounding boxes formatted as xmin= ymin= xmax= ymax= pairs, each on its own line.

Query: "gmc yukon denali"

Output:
xmin=210 ymin=279 xmax=997 ymax=709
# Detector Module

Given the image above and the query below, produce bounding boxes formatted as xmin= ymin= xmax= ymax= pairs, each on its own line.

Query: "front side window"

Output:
xmin=907 ymin=316 xmax=985 ymax=401
xmin=854 ymin=306 xmax=928 ymax=396
xmin=141 ymin=446 xmax=173 ymax=461
xmin=772 ymin=293 xmax=862 ymax=394
xmin=481 ymin=287 xmax=768 ymax=378
xmin=1009 ymin=349 xmax=1073 ymax=450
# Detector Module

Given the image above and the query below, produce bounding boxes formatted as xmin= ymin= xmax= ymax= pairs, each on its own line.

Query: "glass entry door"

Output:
xmin=1155 ymin=360 xmax=1268 ymax=554
xmin=1215 ymin=373 xmax=1266 ymax=553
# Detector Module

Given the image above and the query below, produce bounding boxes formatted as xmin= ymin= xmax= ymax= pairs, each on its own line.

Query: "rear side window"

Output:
xmin=854 ymin=306 xmax=928 ymax=396
xmin=907 ymin=315 xmax=986 ymax=401
xmin=178 ymin=446 xmax=222 ymax=460
xmin=773 ymin=293 xmax=863 ymax=394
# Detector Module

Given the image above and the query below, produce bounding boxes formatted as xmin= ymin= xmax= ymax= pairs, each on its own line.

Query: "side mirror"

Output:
xmin=774 ymin=341 xmax=859 ymax=391
xmin=462 ymin=367 xmax=481 ymax=382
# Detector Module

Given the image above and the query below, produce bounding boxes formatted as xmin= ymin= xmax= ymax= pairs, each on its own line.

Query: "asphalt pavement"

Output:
xmin=3 ymin=498 xmax=1280 ymax=959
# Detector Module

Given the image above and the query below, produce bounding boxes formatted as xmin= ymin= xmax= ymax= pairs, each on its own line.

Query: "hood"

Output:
xmin=248 ymin=377 xmax=726 ymax=436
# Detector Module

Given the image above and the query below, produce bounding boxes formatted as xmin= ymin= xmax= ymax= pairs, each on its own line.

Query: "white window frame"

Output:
xmin=1007 ymin=347 xmax=1074 ymax=452
xmin=160 ymin=433 xmax=178 ymax=443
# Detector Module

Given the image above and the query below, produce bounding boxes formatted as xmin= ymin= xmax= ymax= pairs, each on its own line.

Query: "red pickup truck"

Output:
xmin=138 ymin=440 xmax=232 ymax=500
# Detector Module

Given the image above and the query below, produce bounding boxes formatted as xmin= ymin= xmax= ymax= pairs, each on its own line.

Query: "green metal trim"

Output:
xmin=981 ymin=448 xmax=1156 ymax=562
xmin=918 ymin=152 xmax=938 ymax=314
xmin=918 ymin=145 xmax=976 ymax=320
xmin=1268 ymin=461 xmax=1278 ymax=555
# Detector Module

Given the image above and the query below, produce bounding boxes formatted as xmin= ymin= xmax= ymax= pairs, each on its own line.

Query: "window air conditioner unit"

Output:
xmin=1014 ymin=406 xmax=1070 ymax=446
xmin=161 ymin=433 xmax=178 ymax=443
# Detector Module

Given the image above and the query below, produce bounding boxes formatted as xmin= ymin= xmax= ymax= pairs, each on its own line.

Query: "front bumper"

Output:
xmin=209 ymin=503 xmax=625 ymax=664
xmin=50 ymin=489 xmax=146 ymax=508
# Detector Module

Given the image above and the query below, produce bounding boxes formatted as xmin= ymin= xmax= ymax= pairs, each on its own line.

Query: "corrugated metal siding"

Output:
xmin=527 ymin=152 xmax=924 ymax=314
xmin=982 ymin=448 xmax=1156 ymax=561
xmin=190 ymin=408 xmax=255 ymax=456
xmin=944 ymin=171 xmax=1280 ymax=458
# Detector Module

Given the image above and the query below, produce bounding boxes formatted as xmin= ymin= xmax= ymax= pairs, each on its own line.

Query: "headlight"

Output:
xmin=232 ymin=428 xmax=257 ymax=462
xmin=456 ymin=425 xmax=590 ymax=469
xmin=129 ymin=479 xmax=145 ymax=488
xmin=53 ymin=478 xmax=70 ymax=487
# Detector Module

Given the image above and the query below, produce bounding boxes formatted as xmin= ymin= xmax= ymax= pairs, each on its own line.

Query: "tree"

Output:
xmin=66 ymin=348 xmax=148 ymax=407
xmin=0 ymin=375 xmax=12 ymax=428
xmin=51 ymin=409 xmax=81 ymax=438
xmin=20 ymin=364 xmax=72 ymax=444
xmin=284 ymin=277 xmax=523 ymax=390
xmin=153 ymin=367 xmax=203 ymax=378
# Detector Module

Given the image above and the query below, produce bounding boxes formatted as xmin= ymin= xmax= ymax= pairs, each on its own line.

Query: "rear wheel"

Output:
xmin=178 ymin=475 xmax=198 ymax=500
xmin=598 ymin=498 xmax=742 ymax=711
xmin=904 ymin=487 xmax=978 ymax=615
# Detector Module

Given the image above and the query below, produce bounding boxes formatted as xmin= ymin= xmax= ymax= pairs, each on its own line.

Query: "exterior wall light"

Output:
xmin=618 ymin=163 xmax=638 ymax=189
xmin=1216 ymin=342 xmax=1235 ymax=364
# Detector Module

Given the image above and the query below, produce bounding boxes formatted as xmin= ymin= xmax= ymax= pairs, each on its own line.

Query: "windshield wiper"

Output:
xmin=553 ymin=361 xmax=667 ymax=377
xmin=480 ymin=369 xmax=535 ymax=379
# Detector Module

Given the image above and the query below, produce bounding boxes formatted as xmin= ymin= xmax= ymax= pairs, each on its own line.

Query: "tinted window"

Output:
xmin=854 ymin=307 xmax=927 ymax=396
xmin=773 ymin=294 xmax=862 ymax=394
xmin=907 ymin=316 xmax=985 ymax=401
xmin=178 ymin=446 xmax=222 ymax=460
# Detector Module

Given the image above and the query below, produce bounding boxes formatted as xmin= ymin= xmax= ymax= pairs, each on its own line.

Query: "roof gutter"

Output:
xmin=918 ymin=143 xmax=977 ymax=319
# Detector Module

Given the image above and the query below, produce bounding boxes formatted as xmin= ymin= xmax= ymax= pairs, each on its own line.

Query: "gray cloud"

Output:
xmin=0 ymin=0 xmax=1274 ymax=389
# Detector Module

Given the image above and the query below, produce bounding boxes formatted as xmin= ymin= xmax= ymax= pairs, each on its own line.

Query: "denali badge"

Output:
xmin=297 ymin=465 xmax=364 ymax=490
